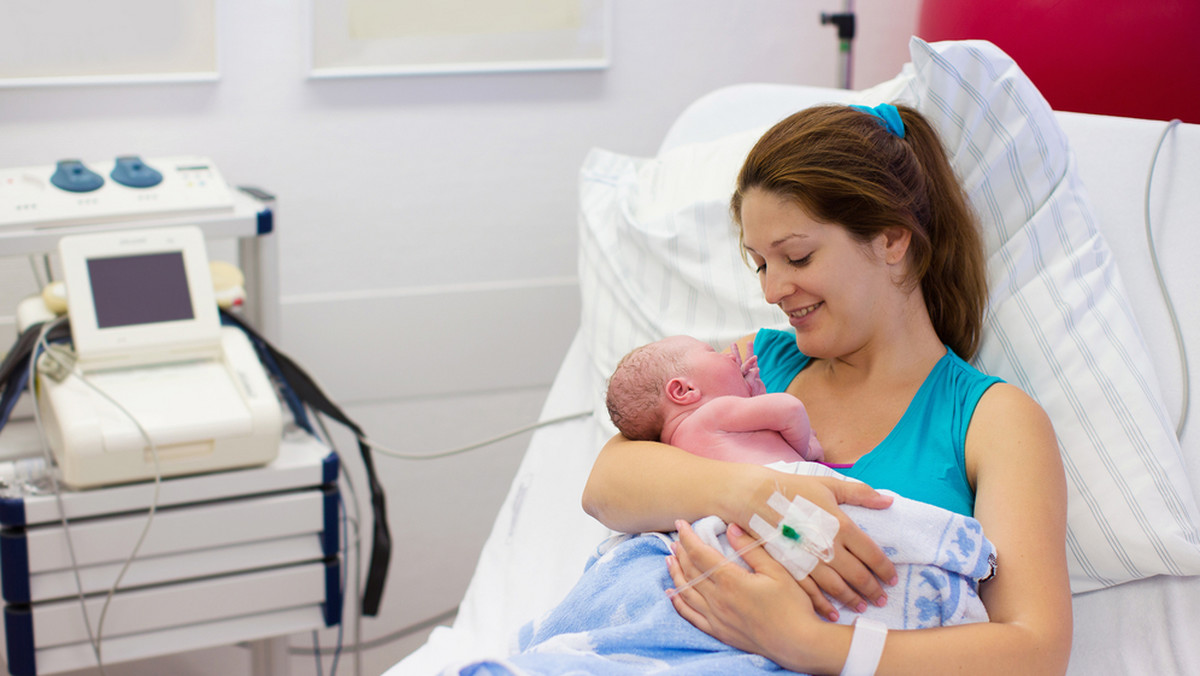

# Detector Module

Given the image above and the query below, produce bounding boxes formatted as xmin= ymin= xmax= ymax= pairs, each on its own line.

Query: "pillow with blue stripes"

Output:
xmin=891 ymin=38 xmax=1200 ymax=592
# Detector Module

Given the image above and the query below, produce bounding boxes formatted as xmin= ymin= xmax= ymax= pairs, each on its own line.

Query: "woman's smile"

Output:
xmin=786 ymin=301 xmax=824 ymax=327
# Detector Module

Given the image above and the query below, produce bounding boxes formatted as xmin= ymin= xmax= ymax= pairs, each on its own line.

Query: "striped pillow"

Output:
xmin=576 ymin=38 xmax=1200 ymax=592
xmin=893 ymin=38 xmax=1200 ymax=592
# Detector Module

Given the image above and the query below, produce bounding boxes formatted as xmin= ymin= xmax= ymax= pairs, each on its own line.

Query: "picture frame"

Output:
xmin=0 ymin=0 xmax=219 ymax=88
xmin=309 ymin=0 xmax=610 ymax=78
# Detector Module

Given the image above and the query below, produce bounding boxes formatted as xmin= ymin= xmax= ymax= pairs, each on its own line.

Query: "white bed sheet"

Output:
xmin=391 ymin=77 xmax=1200 ymax=676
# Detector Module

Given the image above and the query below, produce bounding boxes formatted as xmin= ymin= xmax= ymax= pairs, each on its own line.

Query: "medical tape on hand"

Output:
xmin=667 ymin=492 xmax=839 ymax=599
xmin=747 ymin=491 xmax=838 ymax=581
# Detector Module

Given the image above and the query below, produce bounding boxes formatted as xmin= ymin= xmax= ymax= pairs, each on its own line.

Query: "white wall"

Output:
xmin=0 ymin=1 xmax=919 ymax=673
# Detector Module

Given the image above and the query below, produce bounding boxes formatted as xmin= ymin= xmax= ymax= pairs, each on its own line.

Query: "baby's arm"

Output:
xmin=696 ymin=394 xmax=820 ymax=460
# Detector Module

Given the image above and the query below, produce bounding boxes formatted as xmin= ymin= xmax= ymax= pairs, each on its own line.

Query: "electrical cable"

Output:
xmin=28 ymin=319 xmax=164 ymax=674
xmin=27 ymin=256 xmax=44 ymax=290
xmin=219 ymin=310 xmax=390 ymax=617
xmin=283 ymin=407 xmax=594 ymax=661
xmin=362 ymin=410 xmax=593 ymax=461
xmin=234 ymin=413 xmax=366 ymax=676
xmin=341 ymin=607 xmax=460 ymax=651
xmin=312 ymin=456 xmax=350 ymax=676
xmin=286 ymin=410 xmax=368 ymax=670
xmin=304 ymin=409 xmax=353 ymax=676
xmin=39 ymin=330 xmax=163 ymax=670
xmin=27 ymin=320 xmax=103 ymax=671
xmin=311 ymin=629 xmax=324 ymax=676
xmin=275 ymin=411 xmax=361 ymax=676
xmin=1143 ymin=119 xmax=1189 ymax=437
xmin=302 ymin=607 xmax=460 ymax=656
xmin=329 ymin=490 xmax=350 ymax=676
xmin=321 ymin=412 xmax=364 ymax=676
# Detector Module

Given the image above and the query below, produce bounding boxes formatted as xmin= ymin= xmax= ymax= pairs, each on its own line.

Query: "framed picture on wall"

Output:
xmin=309 ymin=0 xmax=610 ymax=77
xmin=0 ymin=0 xmax=218 ymax=87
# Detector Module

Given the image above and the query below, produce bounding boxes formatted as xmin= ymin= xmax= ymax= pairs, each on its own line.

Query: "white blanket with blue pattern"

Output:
xmin=445 ymin=464 xmax=996 ymax=675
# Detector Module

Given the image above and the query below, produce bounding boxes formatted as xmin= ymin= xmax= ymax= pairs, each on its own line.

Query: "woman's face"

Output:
xmin=739 ymin=188 xmax=899 ymax=359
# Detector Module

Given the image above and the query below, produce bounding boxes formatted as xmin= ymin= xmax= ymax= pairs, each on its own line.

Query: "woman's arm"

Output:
xmin=583 ymin=434 xmax=897 ymax=613
xmin=583 ymin=434 xmax=758 ymax=534
xmin=667 ymin=383 xmax=1073 ymax=675
xmin=955 ymin=383 xmax=1072 ymax=671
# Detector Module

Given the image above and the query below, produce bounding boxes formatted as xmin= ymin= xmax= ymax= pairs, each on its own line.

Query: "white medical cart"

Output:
xmin=0 ymin=436 xmax=342 ymax=676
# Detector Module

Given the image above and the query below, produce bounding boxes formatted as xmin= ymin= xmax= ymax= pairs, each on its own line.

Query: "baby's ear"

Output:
xmin=665 ymin=377 xmax=701 ymax=405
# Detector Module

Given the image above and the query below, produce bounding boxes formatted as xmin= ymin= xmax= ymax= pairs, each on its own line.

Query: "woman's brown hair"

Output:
xmin=730 ymin=104 xmax=987 ymax=359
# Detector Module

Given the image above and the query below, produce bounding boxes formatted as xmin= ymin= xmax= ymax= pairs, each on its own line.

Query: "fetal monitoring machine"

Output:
xmin=35 ymin=225 xmax=281 ymax=488
xmin=2 ymin=156 xmax=282 ymax=488
xmin=0 ymin=156 xmax=351 ymax=676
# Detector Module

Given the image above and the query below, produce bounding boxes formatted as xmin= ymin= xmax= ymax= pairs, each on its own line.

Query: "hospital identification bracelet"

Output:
xmin=840 ymin=616 xmax=887 ymax=676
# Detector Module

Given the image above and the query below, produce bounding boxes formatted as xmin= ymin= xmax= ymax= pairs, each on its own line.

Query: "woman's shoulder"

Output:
xmin=972 ymin=381 xmax=1051 ymax=425
xmin=965 ymin=380 xmax=1061 ymax=499
xmin=933 ymin=349 xmax=1005 ymax=403
xmin=967 ymin=381 xmax=1058 ymax=469
xmin=940 ymin=348 xmax=1003 ymax=383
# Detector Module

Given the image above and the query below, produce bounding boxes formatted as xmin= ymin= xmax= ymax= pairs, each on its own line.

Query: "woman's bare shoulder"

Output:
xmin=974 ymin=382 xmax=1053 ymax=430
xmin=966 ymin=381 xmax=1060 ymax=486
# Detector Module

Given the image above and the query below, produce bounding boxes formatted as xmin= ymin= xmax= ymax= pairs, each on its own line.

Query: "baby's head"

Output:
xmin=606 ymin=336 xmax=750 ymax=441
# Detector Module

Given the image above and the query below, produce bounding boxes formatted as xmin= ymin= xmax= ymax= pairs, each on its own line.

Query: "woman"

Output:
xmin=582 ymin=103 xmax=1072 ymax=675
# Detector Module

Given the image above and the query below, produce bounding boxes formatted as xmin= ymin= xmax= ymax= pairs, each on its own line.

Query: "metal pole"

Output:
xmin=820 ymin=0 xmax=856 ymax=89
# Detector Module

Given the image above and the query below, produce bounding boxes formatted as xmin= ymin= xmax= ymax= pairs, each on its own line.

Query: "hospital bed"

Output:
xmin=389 ymin=39 xmax=1200 ymax=674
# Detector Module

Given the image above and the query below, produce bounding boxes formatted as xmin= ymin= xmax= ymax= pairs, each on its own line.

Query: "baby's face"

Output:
xmin=665 ymin=336 xmax=752 ymax=399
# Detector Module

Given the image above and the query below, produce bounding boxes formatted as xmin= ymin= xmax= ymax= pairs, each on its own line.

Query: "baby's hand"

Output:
xmin=805 ymin=432 xmax=826 ymax=462
xmin=734 ymin=341 xmax=767 ymax=396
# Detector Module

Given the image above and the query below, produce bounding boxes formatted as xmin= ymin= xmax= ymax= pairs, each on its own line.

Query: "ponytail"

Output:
xmin=897 ymin=107 xmax=987 ymax=360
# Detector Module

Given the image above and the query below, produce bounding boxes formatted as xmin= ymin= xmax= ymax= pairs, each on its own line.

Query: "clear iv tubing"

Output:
xmin=668 ymin=468 xmax=814 ymax=600
xmin=666 ymin=446 xmax=850 ymax=602
xmin=667 ymin=529 xmax=779 ymax=599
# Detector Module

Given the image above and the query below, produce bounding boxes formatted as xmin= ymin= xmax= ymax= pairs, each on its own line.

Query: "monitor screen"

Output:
xmin=87 ymin=251 xmax=196 ymax=329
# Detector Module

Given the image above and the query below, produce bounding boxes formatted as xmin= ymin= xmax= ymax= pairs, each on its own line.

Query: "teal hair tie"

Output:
xmin=849 ymin=103 xmax=905 ymax=139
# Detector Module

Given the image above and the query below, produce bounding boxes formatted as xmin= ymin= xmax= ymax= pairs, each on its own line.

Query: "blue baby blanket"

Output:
xmin=446 ymin=464 xmax=996 ymax=675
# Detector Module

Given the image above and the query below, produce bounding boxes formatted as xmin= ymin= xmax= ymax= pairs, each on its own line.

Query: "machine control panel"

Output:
xmin=0 ymin=155 xmax=235 ymax=230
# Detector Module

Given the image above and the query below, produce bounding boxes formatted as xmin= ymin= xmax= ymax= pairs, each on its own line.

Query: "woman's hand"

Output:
xmin=743 ymin=474 xmax=897 ymax=619
xmin=667 ymin=521 xmax=844 ymax=672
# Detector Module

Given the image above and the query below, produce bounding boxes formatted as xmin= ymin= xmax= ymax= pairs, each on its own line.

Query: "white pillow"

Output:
xmin=576 ymin=37 xmax=1200 ymax=592
xmin=577 ymin=126 xmax=784 ymax=394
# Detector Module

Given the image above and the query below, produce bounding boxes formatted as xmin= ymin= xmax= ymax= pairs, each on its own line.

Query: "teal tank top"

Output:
xmin=753 ymin=328 xmax=1002 ymax=516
